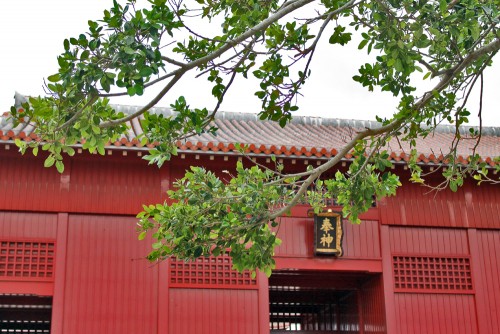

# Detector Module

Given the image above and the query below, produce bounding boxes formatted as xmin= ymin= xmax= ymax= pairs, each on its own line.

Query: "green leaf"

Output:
xmin=124 ymin=47 xmax=135 ymax=55
xmin=56 ymin=161 xmax=65 ymax=173
xmin=100 ymin=77 xmax=111 ymax=93
xmin=65 ymin=147 xmax=75 ymax=156
xmin=139 ymin=67 xmax=153 ymax=77
xmin=80 ymin=50 xmax=90 ymax=60
xmin=47 ymin=74 xmax=61 ymax=82
xmin=138 ymin=231 xmax=147 ymax=240
xmin=358 ymin=39 xmax=368 ymax=50
xmin=127 ymin=86 xmax=136 ymax=96
xmin=44 ymin=156 xmax=55 ymax=168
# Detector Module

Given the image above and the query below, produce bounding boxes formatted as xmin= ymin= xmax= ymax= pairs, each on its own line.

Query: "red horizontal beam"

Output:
xmin=274 ymin=257 xmax=382 ymax=272
xmin=0 ymin=281 xmax=53 ymax=296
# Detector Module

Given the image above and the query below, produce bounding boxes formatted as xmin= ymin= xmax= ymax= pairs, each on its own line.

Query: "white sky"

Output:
xmin=1 ymin=0 xmax=499 ymax=125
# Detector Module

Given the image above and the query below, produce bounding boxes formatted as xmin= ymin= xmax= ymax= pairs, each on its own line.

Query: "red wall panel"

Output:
xmin=0 ymin=212 xmax=58 ymax=295
xmin=68 ymin=159 xmax=162 ymax=214
xmin=61 ymin=214 xmax=158 ymax=334
xmin=474 ymin=230 xmax=500 ymax=334
xmin=394 ymin=293 xmax=478 ymax=334
xmin=274 ymin=218 xmax=380 ymax=259
xmin=0 ymin=156 xmax=64 ymax=212
xmin=463 ymin=183 xmax=500 ymax=229
xmin=0 ymin=154 xmax=164 ymax=215
xmin=342 ymin=220 xmax=381 ymax=259
xmin=380 ymin=178 xmax=500 ymax=229
xmin=273 ymin=217 xmax=312 ymax=258
xmin=361 ymin=275 xmax=386 ymax=334
xmin=338 ymin=291 xmax=359 ymax=334
xmin=169 ymin=288 xmax=260 ymax=334
xmin=389 ymin=226 xmax=469 ymax=255
xmin=0 ymin=211 xmax=57 ymax=239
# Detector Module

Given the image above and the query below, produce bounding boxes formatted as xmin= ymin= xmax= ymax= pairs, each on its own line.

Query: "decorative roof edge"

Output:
xmin=1 ymin=105 xmax=499 ymax=166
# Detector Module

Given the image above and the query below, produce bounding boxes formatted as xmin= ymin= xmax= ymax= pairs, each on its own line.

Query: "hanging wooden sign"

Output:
xmin=313 ymin=210 xmax=343 ymax=256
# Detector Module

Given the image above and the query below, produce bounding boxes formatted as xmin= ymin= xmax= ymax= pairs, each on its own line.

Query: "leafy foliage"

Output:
xmin=10 ymin=0 xmax=500 ymax=273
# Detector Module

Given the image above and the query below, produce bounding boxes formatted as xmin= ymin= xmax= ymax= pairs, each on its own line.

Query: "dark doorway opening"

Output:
xmin=269 ymin=271 xmax=385 ymax=334
xmin=0 ymin=294 xmax=52 ymax=333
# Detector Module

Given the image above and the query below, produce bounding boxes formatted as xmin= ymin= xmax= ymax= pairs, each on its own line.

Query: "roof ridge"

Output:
xmin=3 ymin=103 xmax=500 ymax=137
xmin=110 ymin=105 xmax=500 ymax=136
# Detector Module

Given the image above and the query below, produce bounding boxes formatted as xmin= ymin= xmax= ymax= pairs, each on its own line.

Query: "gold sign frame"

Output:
xmin=312 ymin=210 xmax=343 ymax=256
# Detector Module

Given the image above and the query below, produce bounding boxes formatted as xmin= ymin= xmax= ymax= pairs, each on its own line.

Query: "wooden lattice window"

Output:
xmin=0 ymin=240 xmax=55 ymax=282
xmin=392 ymin=254 xmax=473 ymax=293
xmin=169 ymin=253 xmax=257 ymax=289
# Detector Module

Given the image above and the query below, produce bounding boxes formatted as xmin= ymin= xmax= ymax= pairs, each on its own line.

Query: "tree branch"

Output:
xmin=99 ymin=73 xmax=184 ymax=128
xmin=266 ymin=36 xmax=500 ymax=221
xmin=98 ymin=0 xmax=314 ymax=126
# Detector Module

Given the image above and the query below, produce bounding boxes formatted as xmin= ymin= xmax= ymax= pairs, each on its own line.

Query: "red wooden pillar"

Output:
xmin=357 ymin=289 xmax=365 ymax=334
xmin=157 ymin=164 xmax=171 ymax=334
xmin=158 ymin=260 xmax=170 ymax=334
xmin=50 ymin=213 xmax=69 ymax=334
xmin=380 ymin=225 xmax=396 ymax=334
xmin=258 ymin=271 xmax=270 ymax=334
xmin=467 ymin=229 xmax=489 ymax=334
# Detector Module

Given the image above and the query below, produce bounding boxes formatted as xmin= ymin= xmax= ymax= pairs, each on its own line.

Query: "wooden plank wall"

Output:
xmin=361 ymin=275 xmax=386 ymax=334
xmin=61 ymin=214 xmax=159 ymax=334
xmin=274 ymin=217 xmax=381 ymax=260
xmin=388 ymin=226 xmax=478 ymax=334
xmin=168 ymin=289 xmax=261 ymax=334
xmin=474 ymin=230 xmax=500 ymax=334
xmin=380 ymin=179 xmax=500 ymax=229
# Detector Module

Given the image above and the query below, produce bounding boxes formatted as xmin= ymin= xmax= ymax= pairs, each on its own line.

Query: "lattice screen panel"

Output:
xmin=393 ymin=254 xmax=473 ymax=293
xmin=169 ymin=253 xmax=257 ymax=289
xmin=0 ymin=240 xmax=55 ymax=282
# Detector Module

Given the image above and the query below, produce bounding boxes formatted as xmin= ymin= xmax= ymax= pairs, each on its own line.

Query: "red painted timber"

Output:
xmin=361 ymin=275 xmax=386 ymax=334
xmin=342 ymin=220 xmax=381 ymax=259
xmin=388 ymin=226 xmax=469 ymax=254
xmin=51 ymin=213 xmax=68 ymax=334
xmin=381 ymin=178 xmax=500 ymax=229
xmin=338 ymin=291 xmax=359 ymax=334
xmin=62 ymin=214 xmax=158 ymax=333
xmin=0 ymin=154 xmax=164 ymax=215
xmin=472 ymin=230 xmax=500 ymax=333
xmin=0 ymin=156 xmax=64 ymax=212
xmin=274 ymin=218 xmax=381 ymax=260
xmin=168 ymin=288 xmax=260 ymax=334
xmin=274 ymin=257 xmax=382 ymax=272
xmin=394 ymin=293 xmax=478 ymax=334
xmin=0 ymin=211 xmax=57 ymax=239
xmin=0 ymin=211 xmax=58 ymax=295
xmin=69 ymin=158 xmax=162 ymax=214
xmin=380 ymin=225 xmax=397 ymax=334
xmin=257 ymin=272 xmax=270 ymax=334
xmin=158 ymin=261 xmax=170 ymax=334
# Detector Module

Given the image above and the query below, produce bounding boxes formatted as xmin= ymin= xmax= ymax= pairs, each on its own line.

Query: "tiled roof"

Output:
xmin=1 ymin=105 xmax=500 ymax=164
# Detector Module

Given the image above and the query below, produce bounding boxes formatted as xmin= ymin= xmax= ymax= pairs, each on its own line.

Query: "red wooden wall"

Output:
xmin=169 ymin=289 xmax=260 ymax=334
xmin=361 ymin=275 xmax=386 ymax=334
xmin=385 ymin=226 xmax=481 ymax=334
xmin=60 ymin=214 xmax=159 ymax=333
xmin=274 ymin=217 xmax=381 ymax=260
xmin=0 ymin=212 xmax=58 ymax=295
xmin=0 ymin=152 xmax=164 ymax=215
xmin=380 ymin=178 xmax=500 ymax=229
xmin=0 ymin=211 xmax=57 ymax=239
xmin=1 ymin=147 xmax=500 ymax=334
xmin=472 ymin=230 xmax=500 ymax=334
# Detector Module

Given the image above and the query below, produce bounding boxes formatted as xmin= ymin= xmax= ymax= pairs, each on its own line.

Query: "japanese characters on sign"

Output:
xmin=313 ymin=210 xmax=343 ymax=256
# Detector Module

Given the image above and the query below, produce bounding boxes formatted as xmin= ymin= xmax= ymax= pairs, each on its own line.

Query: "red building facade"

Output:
xmin=1 ymin=109 xmax=499 ymax=333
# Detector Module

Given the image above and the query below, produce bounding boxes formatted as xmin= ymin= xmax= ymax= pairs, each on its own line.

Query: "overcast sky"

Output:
xmin=1 ymin=0 xmax=498 ymax=125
